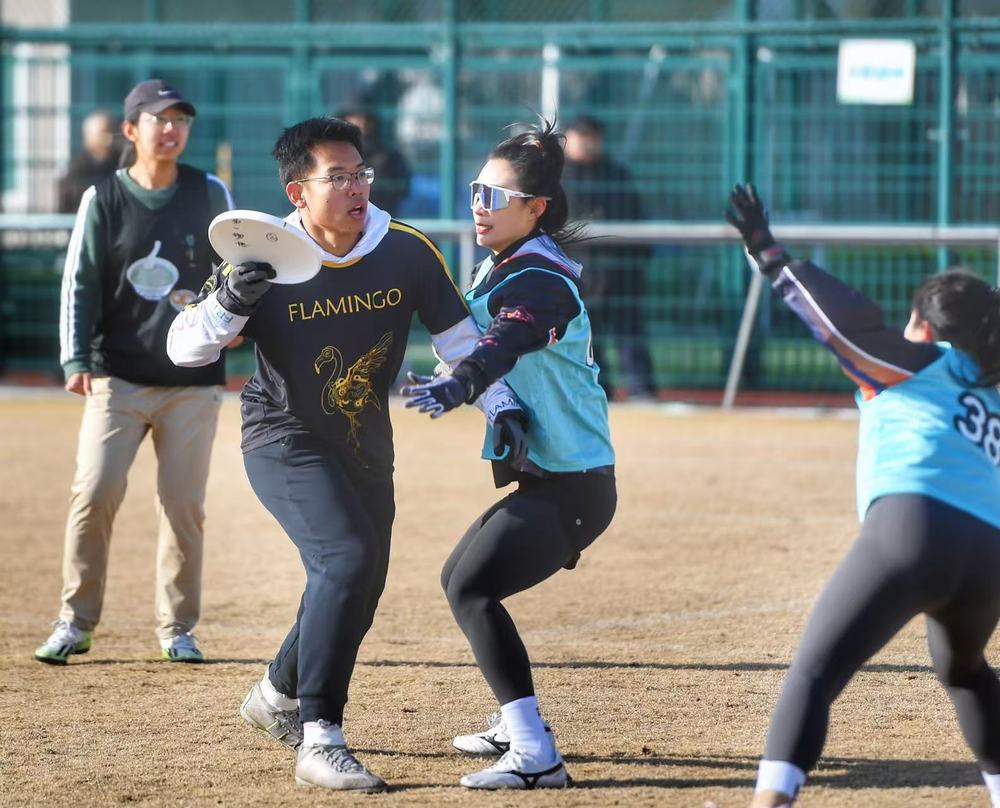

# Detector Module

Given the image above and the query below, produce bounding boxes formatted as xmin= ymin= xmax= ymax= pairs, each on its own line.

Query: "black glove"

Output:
xmin=725 ymin=183 xmax=789 ymax=276
xmin=217 ymin=261 xmax=276 ymax=316
xmin=492 ymin=409 xmax=529 ymax=468
xmin=400 ymin=371 xmax=474 ymax=418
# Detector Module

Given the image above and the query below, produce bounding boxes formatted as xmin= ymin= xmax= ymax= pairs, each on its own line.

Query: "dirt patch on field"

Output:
xmin=0 ymin=397 xmax=991 ymax=807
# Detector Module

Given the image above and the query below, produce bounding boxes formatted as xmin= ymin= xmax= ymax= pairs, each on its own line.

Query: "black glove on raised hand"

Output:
xmin=725 ymin=183 xmax=789 ymax=276
xmin=492 ymin=409 xmax=529 ymax=468
xmin=217 ymin=261 xmax=276 ymax=316
xmin=400 ymin=371 xmax=475 ymax=418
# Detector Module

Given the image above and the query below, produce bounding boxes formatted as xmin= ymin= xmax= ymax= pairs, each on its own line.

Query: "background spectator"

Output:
xmin=340 ymin=108 xmax=411 ymax=216
xmin=57 ymin=111 xmax=122 ymax=213
xmin=35 ymin=79 xmax=232 ymax=667
xmin=563 ymin=115 xmax=656 ymax=400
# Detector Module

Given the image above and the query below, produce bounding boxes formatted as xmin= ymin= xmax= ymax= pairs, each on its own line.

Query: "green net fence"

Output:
xmin=2 ymin=5 xmax=999 ymax=392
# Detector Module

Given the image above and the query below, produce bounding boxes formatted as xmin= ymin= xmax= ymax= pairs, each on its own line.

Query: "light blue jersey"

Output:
xmin=857 ymin=346 xmax=1000 ymax=528
xmin=467 ymin=237 xmax=615 ymax=473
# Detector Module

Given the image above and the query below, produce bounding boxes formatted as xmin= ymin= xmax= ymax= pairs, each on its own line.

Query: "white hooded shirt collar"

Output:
xmin=282 ymin=203 xmax=392 ymax=266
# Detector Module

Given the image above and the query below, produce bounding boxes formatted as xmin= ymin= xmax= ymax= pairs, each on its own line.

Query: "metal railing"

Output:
xmin=3 ymin=215 xmax=998 ymax=403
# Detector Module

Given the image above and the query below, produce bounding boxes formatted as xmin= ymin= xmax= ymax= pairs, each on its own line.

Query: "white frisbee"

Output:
xmin=208 ymin=209 xmax=323 ymax=285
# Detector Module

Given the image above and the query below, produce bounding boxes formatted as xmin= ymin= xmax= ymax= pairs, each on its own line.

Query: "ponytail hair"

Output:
xmin=490 ymin=117 xmax=585 ymax=248
xmin=912 ymin=269 xmax=1000 ymax=387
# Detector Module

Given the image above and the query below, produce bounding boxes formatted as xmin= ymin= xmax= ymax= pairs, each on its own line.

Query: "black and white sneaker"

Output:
xmin=452 ymin=713 xmax=552 ymax=756
xmin=459 ymin=748 xmax=569 ymax=789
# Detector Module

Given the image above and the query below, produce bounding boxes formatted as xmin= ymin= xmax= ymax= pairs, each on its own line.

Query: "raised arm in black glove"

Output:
xmin=400 ymin=371 xmax=476 ymax=418
xmin=725 ymin=183 xmax=791 ymax=277
xmin=217 ymin=261 xmax=277 ymax=316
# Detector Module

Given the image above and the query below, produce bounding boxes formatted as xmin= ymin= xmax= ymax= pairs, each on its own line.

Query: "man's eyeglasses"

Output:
xmin=296 ymin=167 xmax=376 ymax=192
xmin=142 ymin=112 xmax=194 ymax=129
xmin=469 ymin=182 xmax=550 ymax=212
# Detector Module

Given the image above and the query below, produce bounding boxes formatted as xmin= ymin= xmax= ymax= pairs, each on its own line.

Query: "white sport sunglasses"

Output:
xmin=469 ymin=181 xmax=550 ymax=212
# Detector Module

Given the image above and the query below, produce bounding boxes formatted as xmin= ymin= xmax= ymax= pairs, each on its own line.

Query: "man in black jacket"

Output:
xmin=563 ymin=115 xmax=655 ymax=399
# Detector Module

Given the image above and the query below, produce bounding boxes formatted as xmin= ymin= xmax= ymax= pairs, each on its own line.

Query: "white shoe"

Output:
xmin=295 ymin=744 xmax=387 ymax=792
xmin=34 ymin=620 xmax=93 ymax=665
xmin=160 ymin=632 xmax=204 ymax=663
xmin=239 ymin=682 xmax=302 ymax=751
xmin=460 ymin=748 xmax=569 ymax=790
xmin=453 ymin=712 xmax=552 ymax=756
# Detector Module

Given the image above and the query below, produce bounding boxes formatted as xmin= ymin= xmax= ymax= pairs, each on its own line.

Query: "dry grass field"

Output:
xmin=1 ymin=395 xmax=994 ymax=807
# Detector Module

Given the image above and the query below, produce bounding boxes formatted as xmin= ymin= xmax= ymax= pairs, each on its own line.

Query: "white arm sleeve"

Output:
xmin=430 ymin=315 xmax=480 ymax=368
xmin=475 ymin=380 xmax=521 ymax=425
xmin=167 ymin=291 xmax=249 ymax=368
xmin=430 ymin=315 xmax=521 ymax=425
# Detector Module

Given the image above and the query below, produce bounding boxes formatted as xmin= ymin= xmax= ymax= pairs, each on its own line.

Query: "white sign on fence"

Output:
xmin=837 ymin=39 xmax=916 ymax=105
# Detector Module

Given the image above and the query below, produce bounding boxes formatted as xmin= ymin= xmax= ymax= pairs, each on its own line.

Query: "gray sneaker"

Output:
xmin=239 ymin=682 xmax=303 ymax=751
xmin=295 ymin=744 xmax=387 ymax=792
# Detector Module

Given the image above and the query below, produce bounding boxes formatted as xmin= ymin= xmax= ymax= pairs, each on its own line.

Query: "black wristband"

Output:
xmin=756 ymin=243 xmax=791 ymax=278
xmin=452 ymin=363 xmax=487 ymax=403
xmin=216 ymin=285 xmax=256 ymax=317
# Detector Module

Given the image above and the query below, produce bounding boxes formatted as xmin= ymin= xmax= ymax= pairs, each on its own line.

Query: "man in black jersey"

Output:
xmin=168 ymin=116 xmax=522 ymax=792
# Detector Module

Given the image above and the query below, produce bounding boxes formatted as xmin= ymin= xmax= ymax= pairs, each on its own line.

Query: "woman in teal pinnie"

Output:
xmin=402 ymin=119 xmax=617 ymax=790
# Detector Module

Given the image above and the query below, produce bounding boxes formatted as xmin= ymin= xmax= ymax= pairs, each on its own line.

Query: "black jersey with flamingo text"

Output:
xmin=216 ymin=221 xmax=467 ymax=473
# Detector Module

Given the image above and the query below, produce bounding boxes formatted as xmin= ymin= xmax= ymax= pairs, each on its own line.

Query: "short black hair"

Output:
xmin=912 ymin=269 xmax=1000 ymax=387
xmin=272 ymin=116 xmax=365 ymax=186
xmin=337 ymin=108 xmax=375 ymax=126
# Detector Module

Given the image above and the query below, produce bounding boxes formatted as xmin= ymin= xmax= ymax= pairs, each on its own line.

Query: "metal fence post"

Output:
xmin=440 ymin=0 xmax=458 ymax=222
xmin=722 ymin=268 xmax=764 ymax=409
xmin=459 ymin=228 xmax=475 ymax=292
xmin=937 ymin=0 xmax=955 ymax=272
xmin=721 ymin=0 xmax=756 ymax=409
xmin=996 ymin=236 xmax=1000 ymax=286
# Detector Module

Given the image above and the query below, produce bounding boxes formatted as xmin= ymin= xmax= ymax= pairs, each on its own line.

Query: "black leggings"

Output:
xmin=441 ymin=470 xmax=617 ymax=705
xmin=765 ymin=494 xmax=1000 ymax=774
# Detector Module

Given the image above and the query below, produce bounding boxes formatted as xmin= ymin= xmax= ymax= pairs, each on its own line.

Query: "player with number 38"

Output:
xmin=725 ymin=184 xmax=1000 ymax=808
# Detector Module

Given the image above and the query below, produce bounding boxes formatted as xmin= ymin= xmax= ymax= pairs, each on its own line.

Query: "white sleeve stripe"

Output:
xmin=206 ymin=173 xmax=234 ymax=210
xmin=59 ymin=186 xmax=97 ymax=366
xmin=779 ymin=266 xmax=913 ymax=379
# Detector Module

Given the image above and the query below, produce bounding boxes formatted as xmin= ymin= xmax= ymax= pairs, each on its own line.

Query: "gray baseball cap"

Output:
xmin=123 ymin=79 xmax=197 ymax=121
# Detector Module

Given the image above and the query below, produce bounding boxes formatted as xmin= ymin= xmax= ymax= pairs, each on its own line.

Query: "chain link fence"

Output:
xmin=2 ymin=4 xmax=999 ymax=391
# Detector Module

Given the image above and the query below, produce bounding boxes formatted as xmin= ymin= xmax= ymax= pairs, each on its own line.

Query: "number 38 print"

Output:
xmin=955 ymin=392 xmax=1000 ymax=465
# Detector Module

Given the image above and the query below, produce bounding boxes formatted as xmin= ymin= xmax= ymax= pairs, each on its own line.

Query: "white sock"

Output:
xmin=303 ymin=719 xmax=346 ymax=748
xmin=755 ymin=759 xmax=806 ymax=800
xmin=983 ymin=770 xmax=1000 ymax=807
xmin=260 ymin=666 xmax=298 ymax=711
xmin=499 ymin=696 xmax=553 ymax=762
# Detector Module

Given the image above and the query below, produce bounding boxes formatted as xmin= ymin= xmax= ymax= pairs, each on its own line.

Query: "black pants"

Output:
xmin=243 ymin=434 xmax=394 ymax=724
xmin=441 ymin=470 xmax=617 ymax=705
xmin=765 ymin=494 xmax=1000 ymax=774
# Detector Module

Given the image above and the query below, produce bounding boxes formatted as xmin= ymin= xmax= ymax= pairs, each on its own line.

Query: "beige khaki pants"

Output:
xmin=59 ymin=376 xmax=223 ymax=640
